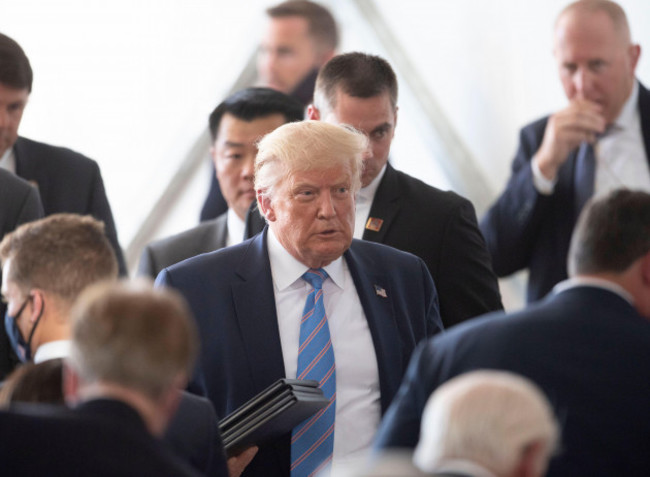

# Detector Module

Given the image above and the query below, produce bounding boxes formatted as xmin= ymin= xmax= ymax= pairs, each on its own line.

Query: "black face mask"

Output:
xmin=4 ymin=295 xmax=43 ymax=362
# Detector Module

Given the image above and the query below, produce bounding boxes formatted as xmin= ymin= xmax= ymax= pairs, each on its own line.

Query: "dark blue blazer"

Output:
xmin=165 ymin=391 xmax=229 ymax=477
xmin=0 ymin=169 xmax=43 ymax=379
xmin=0 ymin=399 xmax=202 ymax=476
xmin=374 ymin=286 xmax=650 ymax=476
xmin=156 ymin=228 xmax=443 ymax=477
xmin=13 ymin=136 xmax=127 ymax=275
xmin=480 ymin=82 xmax=650 ymax=303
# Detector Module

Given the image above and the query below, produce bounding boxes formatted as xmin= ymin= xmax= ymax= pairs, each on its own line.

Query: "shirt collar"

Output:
xmin=267 ymin=227 xmax=345 ymax=291
xmin=553 ymin=276 xmax=634 ymax=305
xmin=357 ymin=163 xmax=387 ymax=204
xmin=33 ymin=340 xmax=71 ymax=364
xmin=612 ymin=80 xmax=639 ymax=131
xmin=226 ymin=208 xmax=246 ymax=246
xmin=0 ymin=147 xmax=15 ymax=173
xmin=423 ymin=459 xmax=498 ymax=477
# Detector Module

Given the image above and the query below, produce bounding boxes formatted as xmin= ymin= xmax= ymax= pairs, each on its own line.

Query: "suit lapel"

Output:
xmin=362 ymin=164 xmax=401 ymax=243
xmin=231 ymin=229 xmax=286 ymax=391
xmin=344 ymin=244 xmax=402 ymax=412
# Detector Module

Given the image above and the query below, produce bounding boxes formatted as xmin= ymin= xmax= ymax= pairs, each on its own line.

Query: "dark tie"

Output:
xmin=290 ymin=268 xmax=336 ymax=476
xmin=574 ymin=141 xmax=596 ymax=219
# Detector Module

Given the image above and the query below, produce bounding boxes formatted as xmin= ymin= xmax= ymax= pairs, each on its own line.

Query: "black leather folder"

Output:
xmin=219 ymin=378 xmax=329 ymax=456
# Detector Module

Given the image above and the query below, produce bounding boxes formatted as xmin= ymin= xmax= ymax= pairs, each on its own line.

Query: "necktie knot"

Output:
xmin=302 ymin=268 xmax=328 ymax=290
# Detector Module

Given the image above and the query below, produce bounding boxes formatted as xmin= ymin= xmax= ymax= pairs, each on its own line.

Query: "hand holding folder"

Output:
xmin=219 ymin=378 xmax=330 ymax=457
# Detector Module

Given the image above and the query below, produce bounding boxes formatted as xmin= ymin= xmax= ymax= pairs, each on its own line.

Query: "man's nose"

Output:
xmin=242 ymin=157 xmax=255 ymax=179
xmin=317 ymin=191 xmax=336 ymax=218
xmin=573 ymin=67 xmax=594 ymax=100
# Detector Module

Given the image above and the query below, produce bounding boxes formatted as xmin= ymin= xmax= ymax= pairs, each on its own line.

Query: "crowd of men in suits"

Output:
xmin=1 ymin=0 xmax=650 ymax=476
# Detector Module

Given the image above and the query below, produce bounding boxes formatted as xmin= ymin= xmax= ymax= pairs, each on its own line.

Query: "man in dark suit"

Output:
xmin=0 ymin=32 xmax=126 ymax=275
xmin=0 ymin=282 xmax=209 ymax=477
xmin=375 ymin=189 xmax=650 ymax=476
xmin=157 ymin=120 xmax=443 ymax=476
xmin=200 ymin=0 xmax=338 ymax=221
xmin=138 ymin=87 xmax=304 ymax=278
xmin=248 ymin=52 xmax=502 ymax=328
xmin=480 ymin=0 xmax=649 ymax=303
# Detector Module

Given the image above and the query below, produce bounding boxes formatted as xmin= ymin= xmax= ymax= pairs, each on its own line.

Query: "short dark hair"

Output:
xmin=569 ymin=189 xmax=650 ymax=275
xmin=0 ymin=33 xmax=33 ymax=92
xmin=267 ymin=0 xmax=338 ymax=52
xmin=208 ymin=87 xmax=304 ymax=141
xmin=314 ymin=52 xmax=398 ymax=112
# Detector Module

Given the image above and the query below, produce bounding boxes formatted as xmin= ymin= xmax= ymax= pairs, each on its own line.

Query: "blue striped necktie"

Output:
xmin=291 ymin=268 xmax=336 ymax=477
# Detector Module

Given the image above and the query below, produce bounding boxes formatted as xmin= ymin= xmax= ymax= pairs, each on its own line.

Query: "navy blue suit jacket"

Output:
xmin=166 ymin=392 xmax=229 ymax=477
xmin=0 ymin=399 xmax=202 ymax=476
xmin=13 ymin=136 xmax=127 ymax=275
xmin=374 ymin=285 xmax=650 ymax=476
xmin=480 ymin=82 xmax=650 ymax=302
xmin=156 ymin=228 xmax=443 ymax=477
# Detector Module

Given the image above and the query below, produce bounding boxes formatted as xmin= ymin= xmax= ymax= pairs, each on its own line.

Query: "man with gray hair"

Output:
xmin=414 ymin=371 xmax=558 ymax=477
xmin=375 ymin=189 xmax=650 ymax=476
xmin=157 ymin=120 xmax=442 ymax=476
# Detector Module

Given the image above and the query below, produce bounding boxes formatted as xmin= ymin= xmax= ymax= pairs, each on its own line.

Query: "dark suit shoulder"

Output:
xmin=348 ymin=237 xmax=424 ymax=267
xmin=390 ymin=167 xmax=468 ymax=211
xmin=163 ymin=233 xmax=255 ymax=281
xmin=15 ymin=136 xmax=100 ymax=175
xmin=140 ymin=213 xmax=227 ymax=278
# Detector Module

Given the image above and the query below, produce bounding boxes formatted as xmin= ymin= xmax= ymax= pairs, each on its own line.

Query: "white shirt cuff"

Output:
xmin=531 ymin=160 xmax=557 ymax=195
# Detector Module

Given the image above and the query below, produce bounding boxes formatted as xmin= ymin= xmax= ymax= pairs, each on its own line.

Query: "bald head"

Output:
xmin=556 ymin=0 xmax=631 ymax=46
xmin=552 ymin=0 xmax=640 ymax=124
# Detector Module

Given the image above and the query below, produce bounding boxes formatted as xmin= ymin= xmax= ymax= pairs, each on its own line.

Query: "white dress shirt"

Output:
xmin=33 ymin=340 xmax=71 ymax=364
xmin=0 ymin=147 xmax=16 ymax=172
xmin=595 ymin=82 xmax=650 ymax=196
xmin=267 ymin=228 xmax=381 ymax=465
xmin=225 ymin=208 xmax=246 ymax=247
xmin=532 ymin=82 xmax=650 ymax=195
xmin=419 ymin=459 xmax=498 ymax=477
xmin=354 ymin=164 xmax=387 ymax=239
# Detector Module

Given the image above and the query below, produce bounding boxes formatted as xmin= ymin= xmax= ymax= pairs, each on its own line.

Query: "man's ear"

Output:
xmin=640 ymin=251 xmax=650 ymax=286
xmin=28 ymin=290 xmax=45 ymax=325
xmin=256 ymin=191 xmax=276 ymax=222
xmin=62 ymin=361 xmax=80 ymax=407
xmin=307 ymin=104 xmax=320 ymax=120
xmin=514 ymin=440 xmax=549 ymax=477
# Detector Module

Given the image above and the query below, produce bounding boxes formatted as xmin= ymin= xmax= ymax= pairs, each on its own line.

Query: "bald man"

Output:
xmin=481 ymin=0 xmax=649 ymax=303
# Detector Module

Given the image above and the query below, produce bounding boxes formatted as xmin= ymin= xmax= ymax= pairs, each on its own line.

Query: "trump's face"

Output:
xmin=261 ymin=164 xmax=355 ymax=268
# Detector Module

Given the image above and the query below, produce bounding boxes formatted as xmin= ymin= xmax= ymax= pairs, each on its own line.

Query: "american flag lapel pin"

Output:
xmin=365 ymin=217 xmax=383 ymax=232
xmin=374 ymin=284 xmax=387 ymax=298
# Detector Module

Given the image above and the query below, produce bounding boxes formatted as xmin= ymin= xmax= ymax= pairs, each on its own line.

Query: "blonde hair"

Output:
xmin=254 ymin=120 xmax=367 ymax=210
xmin=68 ymin=281 xmax=198 ymax=401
